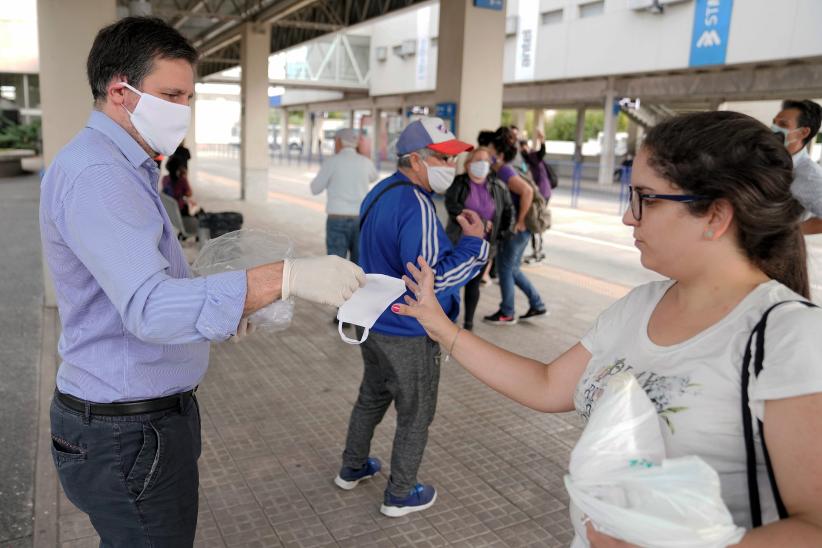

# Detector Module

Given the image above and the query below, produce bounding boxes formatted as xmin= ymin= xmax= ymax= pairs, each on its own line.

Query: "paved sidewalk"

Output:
xmin=35 ymin=158 xmax=626 ymax=547
xmin=0 ymin=174 xmax=42 ymax=547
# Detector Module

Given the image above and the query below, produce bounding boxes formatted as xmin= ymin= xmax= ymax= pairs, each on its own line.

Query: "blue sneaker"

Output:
xmin=380 ymin=483 xmax=437 ymax=517
xmin=334 ymin=457 xmax=382 ymax=490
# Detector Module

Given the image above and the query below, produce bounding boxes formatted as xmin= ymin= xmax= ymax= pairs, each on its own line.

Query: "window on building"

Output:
xmin=579 ymin=1 xmax=605 ymax=18
xmin=27 ymin=74 xmax=39 ymax=109
xmin=0 ymin=74 xmax=24 ymax=106
xmin=541 ymin=9 xmax=563 ymax=25
xmin=505 ymin=15 xmax=518 ymax=36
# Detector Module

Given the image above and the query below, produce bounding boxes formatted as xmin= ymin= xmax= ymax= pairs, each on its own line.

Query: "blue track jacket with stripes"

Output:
xmin=359 ymin=171 xmax=490 ymax=337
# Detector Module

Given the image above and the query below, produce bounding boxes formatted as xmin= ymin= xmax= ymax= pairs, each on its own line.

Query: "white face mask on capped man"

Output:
xmin=121 ymin=82 xmax=190 ymax=156
xmin=426 ymin=164 xmax=456 ymax=194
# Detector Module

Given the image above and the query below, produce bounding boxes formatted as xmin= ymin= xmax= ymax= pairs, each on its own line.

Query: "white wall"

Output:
xmin=368 ymin=1 xmax=439 ymax=96
xmin=280 ymin=89 xmax=343 ymax=107
xmin=503 ymin=0 xmax=822 ymax=83
xmin=195 ymin=96 xmax=241 ymax=144
xmin=0 ymin=0 xmax=39 ymax=73
xmin=725 ymin=0 xmax=822 ymax=64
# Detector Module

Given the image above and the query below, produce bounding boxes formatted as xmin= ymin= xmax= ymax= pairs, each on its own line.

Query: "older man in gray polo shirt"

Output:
xmin=311 ymin=128 xmax=378 ymax=264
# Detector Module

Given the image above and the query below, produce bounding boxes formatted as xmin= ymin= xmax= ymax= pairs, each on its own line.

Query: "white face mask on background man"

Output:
xmin=121 ymin=82 xmax=191 ymax=156
xmin=426 ymin=163 xmax=456 ymax=194
xmin=770 ymin=124 xmax=802 ymax=149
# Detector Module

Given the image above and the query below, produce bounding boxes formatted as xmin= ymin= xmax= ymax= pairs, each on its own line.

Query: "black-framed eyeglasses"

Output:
xmin=399 ymin=152 xmax=453 ymax=164
xmin=628 ymin=185 xmax=708 ymax=221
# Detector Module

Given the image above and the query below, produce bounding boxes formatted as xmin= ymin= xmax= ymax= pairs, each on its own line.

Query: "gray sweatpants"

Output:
xmin=341 ymin=329 xmax=441 ymax=498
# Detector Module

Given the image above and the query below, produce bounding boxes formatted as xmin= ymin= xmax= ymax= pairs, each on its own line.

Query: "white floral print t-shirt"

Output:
xmin=574 ymin=279 xmax=822 ymax=529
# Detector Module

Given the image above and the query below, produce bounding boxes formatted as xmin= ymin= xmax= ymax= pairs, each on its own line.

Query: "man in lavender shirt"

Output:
xmin=40 ymin=17 xmax=364 ymax=546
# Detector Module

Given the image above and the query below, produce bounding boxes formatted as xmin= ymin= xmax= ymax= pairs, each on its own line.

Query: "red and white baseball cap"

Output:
xmin=396 ymin=117 xmax=474 ymax=156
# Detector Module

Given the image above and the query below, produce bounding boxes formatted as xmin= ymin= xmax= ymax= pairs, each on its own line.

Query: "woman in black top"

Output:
xmin=445 ymin=147 xmax=514 ymax=330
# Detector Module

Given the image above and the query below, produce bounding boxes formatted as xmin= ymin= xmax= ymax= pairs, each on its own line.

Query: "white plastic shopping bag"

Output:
xmin=191 ymin=229 xmax=295 ymax=332
xmin=565 ymin=372 xmax=745 ymax=548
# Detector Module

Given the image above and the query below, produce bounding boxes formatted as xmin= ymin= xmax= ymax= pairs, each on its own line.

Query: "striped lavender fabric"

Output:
xmin=40 ymin=111 xmax=246 ymax=403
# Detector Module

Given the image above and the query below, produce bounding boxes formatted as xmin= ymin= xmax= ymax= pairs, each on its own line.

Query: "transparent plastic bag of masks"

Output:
xmin=191 ymin=229 xmax=295 ymax=332
xmin=565 ymin=372 xmax=744 ymax=548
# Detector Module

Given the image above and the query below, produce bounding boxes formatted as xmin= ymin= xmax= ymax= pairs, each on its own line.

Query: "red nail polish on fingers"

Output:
xmin=391 ymin=304 xmax=400 ymax=313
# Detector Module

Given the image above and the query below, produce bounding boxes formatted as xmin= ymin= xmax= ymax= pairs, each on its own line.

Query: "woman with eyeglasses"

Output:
xmin=391 ymin=111 xmax=822 ymax=545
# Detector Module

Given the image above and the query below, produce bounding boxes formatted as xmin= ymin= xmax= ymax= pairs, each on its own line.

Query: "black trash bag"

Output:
xmin=199 ymin=211 xmax=244 ymax=238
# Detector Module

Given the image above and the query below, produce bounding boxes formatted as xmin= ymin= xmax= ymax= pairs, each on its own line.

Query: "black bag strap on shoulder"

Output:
xmin=742 ymin=299 xmax=817 ymax=527
xmin=359 ymin=181 xmax=415 ymax=229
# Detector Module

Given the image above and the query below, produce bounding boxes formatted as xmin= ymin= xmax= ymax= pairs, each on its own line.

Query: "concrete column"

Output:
xmin=515 ymin=109 xmax=527 ymax=134
xmin=282 ymin=108 xmax=290 ymax=158
xmin=435 ymin=0 xmax=505 ymax=144
xmin=38 ymin=0 xmax=117 ymax=308
xmin=185 ymin=97 xmax=196 ymax=171
xmin=38 ymin=0 xmax=116 ymax=166
xmin=598 ymin=86 xmax=617 ymax=185
xmin=370 ymin=108 xmax=381 ymax=166
xmin=303 ymin=110 xmax=313 ymax=158
xmin=240 ymin=22 xmax=271 ymax=202
xmin=534 ymin=108 xmax=545 ymax=138
xmin=346 ymin=109 xmax=355 ymax=128
xmin=574 ymin=108 xmax=586 ymax=163
xmin=626 ymin=119 xmax=639 ymax=155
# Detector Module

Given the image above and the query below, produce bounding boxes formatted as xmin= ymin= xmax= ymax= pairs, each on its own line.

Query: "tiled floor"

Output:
xmin=47 ymin=158 xmax=623 ymax=546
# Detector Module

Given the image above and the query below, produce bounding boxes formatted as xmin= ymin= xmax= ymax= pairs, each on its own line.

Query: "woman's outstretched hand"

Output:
xmin=392 ymin=256 xmax=454 ymax=343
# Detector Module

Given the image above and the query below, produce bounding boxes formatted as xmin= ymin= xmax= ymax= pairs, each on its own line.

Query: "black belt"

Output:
xmin=56 ymin=388 xmax=196 ymax=416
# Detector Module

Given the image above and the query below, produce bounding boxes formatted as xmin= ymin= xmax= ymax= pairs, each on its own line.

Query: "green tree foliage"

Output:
xmin=545 ymin=110 xmax=629 ymax=141
xmin=0 ymin=117 xmax=41 ymax=152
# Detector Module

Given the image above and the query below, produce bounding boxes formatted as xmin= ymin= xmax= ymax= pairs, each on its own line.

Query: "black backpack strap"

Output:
xmin=359 ymin=181 xmax=414 ymax=229
xmin=742 ymin=299 xmax=817 ymax=527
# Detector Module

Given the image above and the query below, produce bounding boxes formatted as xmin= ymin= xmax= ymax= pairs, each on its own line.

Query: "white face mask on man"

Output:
xmin=771 ymin=124 xmax=802 ymax=149
xmin=426 ymin=163 xmax=456 ymax=194
xmin=121 ymin=82 xmax=190 ymax=156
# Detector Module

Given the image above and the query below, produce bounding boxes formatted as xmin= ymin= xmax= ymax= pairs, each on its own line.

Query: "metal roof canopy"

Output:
xmin=117 ymin=0 xmax=431 ymax=79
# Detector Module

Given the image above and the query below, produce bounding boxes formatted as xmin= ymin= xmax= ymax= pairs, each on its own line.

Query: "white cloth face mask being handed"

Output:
xmin=121 ymin=82 xmax=191 ymax=156
xmin=337 ymin=274 xmax=407 ymax=344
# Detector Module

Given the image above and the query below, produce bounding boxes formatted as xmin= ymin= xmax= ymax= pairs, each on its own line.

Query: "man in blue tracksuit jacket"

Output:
xmin=334 ymin=117 xmax=489 ymax=517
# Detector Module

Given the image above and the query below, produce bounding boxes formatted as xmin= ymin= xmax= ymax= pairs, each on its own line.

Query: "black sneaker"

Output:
xmin=519 ymin=307 xmax=548 ymax=321
xmin=483 ymin=311 xmax=517 ymax=325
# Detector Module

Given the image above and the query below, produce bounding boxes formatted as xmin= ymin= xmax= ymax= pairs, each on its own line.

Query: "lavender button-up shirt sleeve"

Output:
xmin=57 ymin=162 xmax=246 ymax=344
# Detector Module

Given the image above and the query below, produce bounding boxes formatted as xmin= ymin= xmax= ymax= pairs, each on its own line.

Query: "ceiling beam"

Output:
xmin=272 ymin=19 xmax=341 ymax=31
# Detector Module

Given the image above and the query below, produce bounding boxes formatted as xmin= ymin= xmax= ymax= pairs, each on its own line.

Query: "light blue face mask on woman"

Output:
xmin=468 ymin=161 xmax=490 ymax=180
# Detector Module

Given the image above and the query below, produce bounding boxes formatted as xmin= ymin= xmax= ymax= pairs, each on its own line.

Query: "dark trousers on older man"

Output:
xmin=341 ymin=329 xmax=441 ymax=498
xmin=326 ymin=215 xmax=360 ymax=264
xmin=50 ymin=391 xmax=201 ymax=547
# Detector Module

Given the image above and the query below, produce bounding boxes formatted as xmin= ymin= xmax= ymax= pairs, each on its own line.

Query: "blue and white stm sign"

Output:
xmin=689 ymin=0 xmax=733 ymax=67
xmin=474 ymin=0 xmax=504 ymax=11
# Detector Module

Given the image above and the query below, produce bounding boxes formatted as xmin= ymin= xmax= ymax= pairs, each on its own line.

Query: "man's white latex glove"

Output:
xmin=230 ymin=317 xmax=257 ymax=344
xmin=281 ymin=256 xmax=366 ymax=307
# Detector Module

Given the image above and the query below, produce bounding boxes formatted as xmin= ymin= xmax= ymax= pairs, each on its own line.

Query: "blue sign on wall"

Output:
xmin=473 ymin=0 xmax=504 ymax=11
xmin=689 ymin=0 xmax=734 ymax=67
